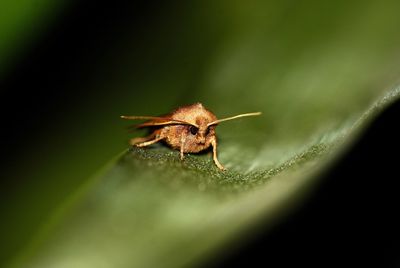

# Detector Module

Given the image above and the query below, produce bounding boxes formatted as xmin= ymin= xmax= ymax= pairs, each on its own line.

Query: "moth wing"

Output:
xmin=121 ymin=115 xmax=193 ymax=128
xmin=136 ymin=119 xmax=188 ymax=128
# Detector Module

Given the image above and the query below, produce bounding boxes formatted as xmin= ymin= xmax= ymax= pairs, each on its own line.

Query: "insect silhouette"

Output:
xmin=121 ymin=103 xmax=261 ymax=170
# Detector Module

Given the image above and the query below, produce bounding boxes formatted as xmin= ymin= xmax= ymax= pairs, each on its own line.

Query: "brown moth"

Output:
xmin=121 ymin=103 xmax=261 ymax=170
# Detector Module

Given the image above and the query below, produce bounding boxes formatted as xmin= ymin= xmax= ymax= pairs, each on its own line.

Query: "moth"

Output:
xmin=121 ymin=103 xmax=261 ymax=170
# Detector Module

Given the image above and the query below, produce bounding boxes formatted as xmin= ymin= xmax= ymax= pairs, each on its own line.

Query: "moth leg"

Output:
xmin=129 ymin=133 xmax=155 ymax=146
xmin=134 ymin=135 xmax=164 ymax=147
xmin=180 ymin=135 xmax=186 ymax=160
xmin=211 ymin=138 xmax=225 ymax=171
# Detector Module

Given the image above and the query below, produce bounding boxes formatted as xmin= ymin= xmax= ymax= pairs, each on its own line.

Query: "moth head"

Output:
xmin=181 ymin=116 xmax=209 ymax=145
xmin=187 ymin=124 xmax=216 ymax=145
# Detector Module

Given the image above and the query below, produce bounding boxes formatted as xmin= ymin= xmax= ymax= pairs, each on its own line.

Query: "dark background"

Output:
xmin=1 ymin=0 xmax=399 ymax=267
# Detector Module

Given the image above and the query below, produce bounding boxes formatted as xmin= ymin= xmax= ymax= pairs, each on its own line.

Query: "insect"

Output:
xmin=121 ymin=103 xmax=261 ymax=170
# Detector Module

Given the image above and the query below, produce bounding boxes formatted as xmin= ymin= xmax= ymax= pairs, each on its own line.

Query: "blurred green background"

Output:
xmin=1 ymin=0 xmax=400 ymax=267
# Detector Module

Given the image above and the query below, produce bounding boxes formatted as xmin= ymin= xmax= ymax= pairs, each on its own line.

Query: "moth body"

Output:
xmin=121 ymin=103 xmax=260 ymax=170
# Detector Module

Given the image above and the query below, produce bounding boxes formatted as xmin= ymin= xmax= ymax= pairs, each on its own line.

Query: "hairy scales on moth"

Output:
xmin=121 ymin=103 xmax=261 ymax=170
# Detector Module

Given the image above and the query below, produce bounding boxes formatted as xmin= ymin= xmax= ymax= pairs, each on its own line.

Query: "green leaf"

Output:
xmin=5 ymin=1 xmax=400 ymax=267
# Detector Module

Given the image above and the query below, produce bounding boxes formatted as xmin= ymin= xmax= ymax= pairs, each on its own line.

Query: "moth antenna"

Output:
xmin=207 ymin=112 xmax=261 ymax=126
xmin=120 ymin=115 xmax=167 ymax=120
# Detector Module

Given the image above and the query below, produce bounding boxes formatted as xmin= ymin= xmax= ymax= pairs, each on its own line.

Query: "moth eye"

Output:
xmin=205 ymin=127 xmax=211 ymax=136
xmin=189 ymin=126 xmax=198 ymax=135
